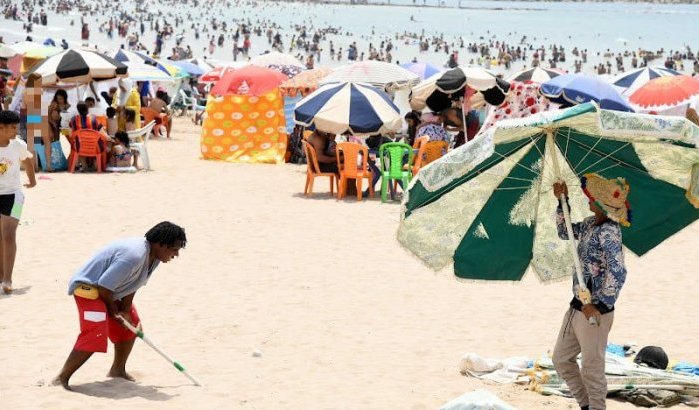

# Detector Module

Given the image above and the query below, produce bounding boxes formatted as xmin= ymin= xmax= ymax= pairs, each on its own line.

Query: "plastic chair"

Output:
xmin=378 ymin=142 xmax=413 ymax=203
xmin=411 ymin=135 xmax=429 ymax=175
xmin=336 ymin=142 xmax=374 ymax=200
xmin=178 ymin=90 xmax=206 ymax=117
xmin=127 ymin=120 xmax=155 ymax=170
xmin=423 ymin=140 xmax=449 ymax=166
xmin=302 ymin=141 xmax=337 ymax=196
xmin=140 ymin=107 xmax=166 ymax=137
xmin=69 ymin=129 xmax=108 ymax=173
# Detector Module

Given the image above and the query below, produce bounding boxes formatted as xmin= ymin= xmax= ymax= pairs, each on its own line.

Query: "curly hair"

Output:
xmin=145 ymin=221 xmax=187 ymax=248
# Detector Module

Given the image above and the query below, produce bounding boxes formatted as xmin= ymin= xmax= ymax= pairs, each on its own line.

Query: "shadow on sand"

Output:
xmin=0 ymin=286 xmax=32 ymax=297
xmin=70 ymin=379 xmax=179 ymax=401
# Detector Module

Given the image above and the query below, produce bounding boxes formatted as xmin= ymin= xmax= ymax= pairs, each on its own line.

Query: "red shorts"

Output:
xmin=73 ymin=296 xmax=140 ymax=353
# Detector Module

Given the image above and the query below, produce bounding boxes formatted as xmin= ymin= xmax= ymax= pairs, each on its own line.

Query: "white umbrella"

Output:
xmin=322 ymin=61 xmax=420 ymax=89
xmin=0 ymin=44 xmax=17 ymax=59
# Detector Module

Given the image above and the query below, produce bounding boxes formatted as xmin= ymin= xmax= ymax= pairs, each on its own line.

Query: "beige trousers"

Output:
xmin=552 ymin=308 xmax=614 ymax=410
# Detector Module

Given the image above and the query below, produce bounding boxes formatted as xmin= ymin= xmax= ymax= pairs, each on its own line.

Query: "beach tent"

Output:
xmin=201 ymin=66 xmax=288 ymax=164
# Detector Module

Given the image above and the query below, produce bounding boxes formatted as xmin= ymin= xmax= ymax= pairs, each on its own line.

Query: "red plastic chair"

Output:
xmin=69 ymin=129 xmax=108 ymax=173
xmin=336 ymin=142 xmax=374 ymax=200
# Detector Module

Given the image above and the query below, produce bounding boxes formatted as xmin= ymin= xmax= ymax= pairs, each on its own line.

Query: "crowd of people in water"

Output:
xmin=1 ymin=0 xmax=698 ymax=77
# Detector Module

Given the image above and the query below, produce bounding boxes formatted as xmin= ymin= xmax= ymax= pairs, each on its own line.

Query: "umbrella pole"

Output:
xmin=546 ymin=131 xmax=598 ymax=326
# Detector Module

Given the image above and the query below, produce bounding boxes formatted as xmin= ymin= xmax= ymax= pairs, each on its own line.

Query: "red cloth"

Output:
xmin=73 ymin=296 xmax=140 ymax=353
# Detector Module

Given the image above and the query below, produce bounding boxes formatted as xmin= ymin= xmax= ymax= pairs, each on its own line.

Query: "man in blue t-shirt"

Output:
xmin=53 ymin=221 xmax=186 ymax=390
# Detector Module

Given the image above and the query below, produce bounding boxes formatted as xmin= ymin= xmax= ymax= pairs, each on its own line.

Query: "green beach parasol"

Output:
xmin=398 ymin=103 xmax=699 ymax=283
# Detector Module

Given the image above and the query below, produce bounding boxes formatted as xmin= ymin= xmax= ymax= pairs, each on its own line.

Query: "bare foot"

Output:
xmin=2 ymin=281 xmax=12 ymax=294
xmin=51 ymin=376 xmax=72 ymax=390
xmin=107 ymin=370 xmax=135 ymax=381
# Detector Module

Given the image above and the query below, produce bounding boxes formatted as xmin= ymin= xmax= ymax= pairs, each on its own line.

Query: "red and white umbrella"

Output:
xmin=629 ymin=75 xmax=699 ymax=111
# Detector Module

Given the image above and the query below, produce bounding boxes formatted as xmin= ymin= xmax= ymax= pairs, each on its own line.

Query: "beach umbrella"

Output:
xmin=26 ymin=49 xmax=128 ymax=85
xmin=322 ymin=61 xmax=420 ymax=89
xmin=540 ymin=74 xmax=633 ymax=112
xmin=200 ymin=66 xmax=234 ymax=84
xmin=279 ymin=67 xmax=333 ymax=97
xmin=266 ymin=64 xmax=305 ymax=79
xmin=6 ymin=41 xmax=62 ymax=57
xmin=110 ymin=49 xmax=174 ymax=82
xmin=610 ymin=66 xmax=681 ymax=96
xmin=409 ymin=66 xmax=511 ymax=112
xmin=294 ymin=82 xmax=402 ymax=135
xmin=398 ymin=102 xmax=699 ymax=283
xmin=169 ymin=60 xmax=205 ymax=77
xmin=158 ymin=61 xmax=189 ymax=80
xmin=628 ymin=75 xmax=699 ymax=112
xmin=507 ymin=67 xmax=562 ymax=84
xmin=250 ymin=51 xmax=304 ymax=69
xmin=479 ymin=81 xmax=556 ymax=134
xmin=400 ymin=62 xmax=442 ymax=80
xmin=0 ymin=44 xmax=17 ymax=59
xmin=186 ymin=58 xmax=213 ymax=73
xmin=210 ymin=65 xmax=287 ymax=96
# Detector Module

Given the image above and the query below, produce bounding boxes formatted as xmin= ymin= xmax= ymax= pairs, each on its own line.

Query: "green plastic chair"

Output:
xmin=378 ymin=142 xmax=414 ymax=203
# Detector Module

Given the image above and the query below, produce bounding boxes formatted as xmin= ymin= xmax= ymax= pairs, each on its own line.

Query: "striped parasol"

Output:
xmin=111 ymin=49 xmax=174 ymax=82
xmin=322 ymin=61 xmax=420 ymax=89
xmin=629 ymin=75 xmax=699 ymax=112
xmin=610 ymin=66 xmax=681 ymax=96
xmin=26 ymin=49 xmax=127 ymax=85
xmin=507 ymin=67 xmax=562 ymax=84
xmin=294 ymin=82 xmax=402 ymax=135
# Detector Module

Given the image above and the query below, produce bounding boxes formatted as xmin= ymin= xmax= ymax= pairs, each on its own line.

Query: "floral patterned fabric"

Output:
xmin=556 ymin=207 xmax=627 ymax=309
xmin=479 ymin=82 xmax=555 ymax=134
xmin=416 ymin=122 xmax=449 ymax=142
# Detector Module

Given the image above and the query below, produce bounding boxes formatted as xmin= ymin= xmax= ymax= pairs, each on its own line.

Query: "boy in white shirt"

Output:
xmin=0 ymin=110 xmax=37 ymax=293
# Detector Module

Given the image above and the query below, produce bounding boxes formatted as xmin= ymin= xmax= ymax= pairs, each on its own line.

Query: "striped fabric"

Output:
xmin=29 ymin=49 xmax=127 ymax=85
xmin=610 ymin=66 xmax=681 ymax=96
xmin=112 ymin=49 xmax=173 ymax=82
xmin=284 ymin=95 xmax=303 ymax=134
xmin=294 ymin=82 xmax=401 ymax=135
xmin=321 ymin=61 xmax=420 ymax=88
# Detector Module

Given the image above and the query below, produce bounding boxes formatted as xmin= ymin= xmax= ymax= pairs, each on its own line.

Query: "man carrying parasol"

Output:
xmin=552 ymin=174 xmax=630 ymax=410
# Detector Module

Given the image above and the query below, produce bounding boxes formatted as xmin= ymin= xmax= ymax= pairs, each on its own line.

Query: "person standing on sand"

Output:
xmin=53 ymin=221 xmax=186 ymax=389
xmin=0 ymin=110 xmax=36 ymax=294
xmin=551 ymin=175 xmax=629 ymax=410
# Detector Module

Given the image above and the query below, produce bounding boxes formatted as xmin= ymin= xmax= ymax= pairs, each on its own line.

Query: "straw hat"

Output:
xmin=580 ymin=173 xmax=632 ymax=227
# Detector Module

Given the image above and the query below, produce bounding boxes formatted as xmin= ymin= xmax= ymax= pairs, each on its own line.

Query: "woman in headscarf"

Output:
xmin=112 ymin=79 xmax=141 ymax=131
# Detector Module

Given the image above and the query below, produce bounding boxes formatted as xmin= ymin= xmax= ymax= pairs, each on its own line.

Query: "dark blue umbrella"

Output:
xmin=540 ymin=74 xmax=633 ymax=112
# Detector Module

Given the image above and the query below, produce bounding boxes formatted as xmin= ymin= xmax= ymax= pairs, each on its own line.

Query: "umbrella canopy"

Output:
xmin=410 ymin=66 xmax=511 ymax=111
xmin=628 ymin=75 xmax=699 ymax=112
xmin=507 ymin=67 xmax=562 ymax=84
xmin=169 ymin=60 xmax=205 ymax=76
xmin=200 ymin=66 xmax=235 ymax=84
xmin=6 ymin=41 xmax=62 ymax=57
xmin=0 ymin=44 xmax=18 ymax=59
xmin=400 ymin=62 xmax=443 ymax=80
xmin=322 ymin=61 xmax=420 ymax=89
xmin=26 ymin=49 xmax=128 ymax=85
xmin=210 ymin=65 xmax=287 ymax=96
xmin=157 ymin=61 xmax=189 ymax=79
xmin=266 ymin=64 xmax=305 ymax=78
xmin=610 ymin=66 xmax=681 ymax=96
xmin=479 ymin=81 xmax=556 ymax=134
xmin=279 ymin=67 xmax=333 ymax=97
xmin=294 ymin=82 xmax=402 ymax=135
xmin=540 ymin=74 xmax=633 ymax=112
xmin=111 ymin=49 xmax=173 ymax=82
xmin=187 ymin=58 xmax=213 ymax=73
xmin=398 ymin=102 xmax=699 ymax=282
xmin=250 ymin=52 xmax=304 ymax=69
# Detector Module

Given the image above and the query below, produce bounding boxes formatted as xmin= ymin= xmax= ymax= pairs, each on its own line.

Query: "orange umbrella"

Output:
xmin=279 ymin=67 xmax=333 ymax=97
xmin=210 ymin=65 xmax=287 ymax=96
xmin=629 ymin=75 xmax=699 ymax=111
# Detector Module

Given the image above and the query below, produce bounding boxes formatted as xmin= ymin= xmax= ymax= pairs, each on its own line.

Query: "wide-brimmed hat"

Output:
xmin=581 ymin=173 xmax=632 ymax=227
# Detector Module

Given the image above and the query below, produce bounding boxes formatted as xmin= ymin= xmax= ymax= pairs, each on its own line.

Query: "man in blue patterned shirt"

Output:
xmin=551 ymin=174 xmax=631 ymax=410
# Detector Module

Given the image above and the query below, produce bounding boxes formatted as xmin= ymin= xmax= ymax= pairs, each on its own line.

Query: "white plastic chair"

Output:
xmin=178 ymin=90 xmax=206 ymax=117
xmin=127 ymin=120 xmax=155 ymax=171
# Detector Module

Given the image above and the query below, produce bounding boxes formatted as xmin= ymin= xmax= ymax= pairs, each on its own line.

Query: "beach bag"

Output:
xmin=35 ymin=140 xmax=68 ymax=171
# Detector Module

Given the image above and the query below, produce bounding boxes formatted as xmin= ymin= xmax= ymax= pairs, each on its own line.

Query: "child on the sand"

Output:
xmin=54 ymin=221 xmax=186 ymax=389
xmin=0 ymin=110 xmax=37 ymax=294
xmin=109 ymin=131 xmax=139 ymax=169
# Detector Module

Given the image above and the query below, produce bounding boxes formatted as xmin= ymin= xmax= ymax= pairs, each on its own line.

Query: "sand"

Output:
xmin=0 ymin=118 xmax=697 ymax=409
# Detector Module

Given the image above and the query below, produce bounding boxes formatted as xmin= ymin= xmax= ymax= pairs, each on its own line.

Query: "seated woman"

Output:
xmin=149 ymin=89 xmax=172 ymax=138
xmin=109 ymin=131 xmax=139 ymax=169
xmin=306 ymin=130 xmax=338 ymax=174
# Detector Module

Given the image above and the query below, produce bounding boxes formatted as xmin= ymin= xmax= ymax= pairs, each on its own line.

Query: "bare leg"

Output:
xmin=42 ymin=134 xmax=53 ymax=172
xmin=107 ymin=338 xmax=136 ymax=381
xmin=1 ymin=215 xmax=18 ymax=293
xmin=53 ymin=349 xmax=94 ymax=390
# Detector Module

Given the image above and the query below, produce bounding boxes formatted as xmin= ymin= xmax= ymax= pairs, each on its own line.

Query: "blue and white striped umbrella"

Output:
xmin=610 ymin=66 xmax=681 ymax=96
xmin=294 ymin=82 xmax=402 ymax=135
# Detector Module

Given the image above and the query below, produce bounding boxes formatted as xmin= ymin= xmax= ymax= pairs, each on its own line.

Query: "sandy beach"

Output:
xmin=0 ymin=117 xmax=695 ymax=409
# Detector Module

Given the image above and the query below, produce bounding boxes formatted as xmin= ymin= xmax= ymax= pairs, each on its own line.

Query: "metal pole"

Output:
xmin=546 ymin=130 xmax=597 ymax=326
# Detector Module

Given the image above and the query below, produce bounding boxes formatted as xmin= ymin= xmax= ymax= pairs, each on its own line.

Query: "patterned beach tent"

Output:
xmin=201 ymin=66 xmax=288 ymax=164
xmin=398 ymin=103 xmax=699 ymax=282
